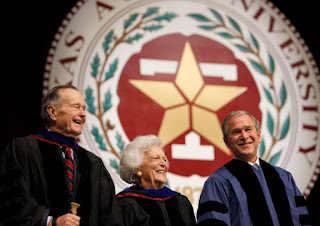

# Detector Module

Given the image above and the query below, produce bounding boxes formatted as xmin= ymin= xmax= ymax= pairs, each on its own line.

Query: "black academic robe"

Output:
xmin=0 ymin=134 xmax=120 ymax=226
xmin=116 ymin=186 xmax=196 ymax=226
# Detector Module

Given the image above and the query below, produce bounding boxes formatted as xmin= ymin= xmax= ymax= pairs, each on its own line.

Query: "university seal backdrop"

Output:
xmin=43 ymin=0 xmax=320 ymax=210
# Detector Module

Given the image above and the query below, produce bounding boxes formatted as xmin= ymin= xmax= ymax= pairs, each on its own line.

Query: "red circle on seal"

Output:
xmin=117 ymin=34 xmax=261 ymax=176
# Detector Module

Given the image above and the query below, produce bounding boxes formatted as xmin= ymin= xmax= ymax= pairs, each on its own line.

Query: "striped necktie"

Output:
xmin=64 ymin=147 xmax=75 ymax=191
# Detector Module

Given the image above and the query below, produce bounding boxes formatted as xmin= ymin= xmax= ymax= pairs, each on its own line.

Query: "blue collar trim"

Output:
xmin=124 ymin=185 xmax=178 ymax=198
xmin=39 ymin=130 xmax=79 ymax=147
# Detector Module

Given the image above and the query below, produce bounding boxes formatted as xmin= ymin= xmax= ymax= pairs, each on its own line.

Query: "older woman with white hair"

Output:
xmin=116 ymin=135 xmax=196 ymax=226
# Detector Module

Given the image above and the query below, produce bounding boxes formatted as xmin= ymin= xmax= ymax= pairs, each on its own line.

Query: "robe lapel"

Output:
xmin=37 ymin=140 xmax=70 ymax=217
xmin=225 ymin=159 xmax=273 ymax=226
xmin=73 ymin=149 xmax=92 ymax=219
xmin=260 ymin=159 xmax=293 ymax=225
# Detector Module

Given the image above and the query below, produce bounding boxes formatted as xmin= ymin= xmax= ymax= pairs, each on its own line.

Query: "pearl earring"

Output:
xmin=137 ymin=171 xmax=142 ymax=177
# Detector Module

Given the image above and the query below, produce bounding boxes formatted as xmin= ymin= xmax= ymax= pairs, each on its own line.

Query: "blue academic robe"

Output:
xmin=197 ymin=159 xmax=310 ymax=226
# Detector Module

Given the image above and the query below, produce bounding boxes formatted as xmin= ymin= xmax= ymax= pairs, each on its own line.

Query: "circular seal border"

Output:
xmin=42 ymin=0 xmax=320 ymax=196
xmin=262 ymin=0 xmax=320 ymax=196
xmin=43 ymin=0 xmax=86 ymax=96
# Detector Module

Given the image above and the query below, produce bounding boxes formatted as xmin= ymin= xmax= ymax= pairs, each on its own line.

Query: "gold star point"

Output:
xmin=175 ymin=42 xmax=204 ymax=102
xmin=129 ymin=41 xmax=247 ymax=155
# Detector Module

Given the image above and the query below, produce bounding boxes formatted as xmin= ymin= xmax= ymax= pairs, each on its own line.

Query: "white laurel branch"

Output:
xmin=85 ymin=7 xmax=178 ymax=170
xmin=188 ymin=9 xmax=290 ymax=164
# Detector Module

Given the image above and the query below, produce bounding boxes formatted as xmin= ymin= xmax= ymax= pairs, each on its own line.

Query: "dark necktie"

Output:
xmin=64 ymin=147 xmax=75 ymax=191
xmin=252 ymin=163 xmax=259 ymax=172
xmin=252 ymin=163 xmax=263 ymax=182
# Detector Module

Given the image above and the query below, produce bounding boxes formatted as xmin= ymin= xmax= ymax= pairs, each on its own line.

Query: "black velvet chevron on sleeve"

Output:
xmin=197 ymin=200 xmax=228 ymax=218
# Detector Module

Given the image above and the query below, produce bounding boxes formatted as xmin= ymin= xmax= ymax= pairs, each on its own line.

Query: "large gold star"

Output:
xmin=129 ymin=42 xmax=247 ymax=155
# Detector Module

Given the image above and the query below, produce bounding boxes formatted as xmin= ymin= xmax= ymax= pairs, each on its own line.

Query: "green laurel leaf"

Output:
xmin=280 ymin=116 xmax=290 ymax=140
xmin=280 ymin=81 xmax=287 ymax=107
xmin=110 ymin=159 xmax=120 ymax=174
xmin=228 ymin=17 xmax=242 ymax=34
xmin=110 ymin=159 xmax=119 ymax=169
xmin=259 ymin=138 xmax=266 ymax=157
xmin=235 ymin=44 xmax=250 ymax=52
xmin=143 ymin=24 xmax=163 ymax=31
xmin=103 ymin=30 xmax=114 ymax=52
xmin=250 ymin=59 xmax=266 ymax=75
xmin=105 ymin=58 xmax=118 ymax=80
xmin=263 ymin=87 xmax=273 ymax=104
xmin=103 ymin=90 xmax=112 ymax=112
xmin=269 ymin=151 xmax=281 ymax=165
xmin=268 ymin=53 xmax=275 ymax=75
xmin=91 ymin=127 xmax=107 ymax=151
xmin=198 ymin=25 xmax=217 ymax=30
xmin=116 ymin=132 xmax=125 ymax=154
xmin=125 ymin=13 xmax=139 ymax=29
xmin=188 ymin=13 xmax=210 ymax=22
xmin=142 ymin=7 xmax=159 ymax=19
xmin=209 ymin=8 xmax=224 ymax=24
xmin=85 ymin=87 xmax=96 ymax=114
xmin=250 ymin=32 xmax=259 ymax=51
xmin=126 ymin=33 xmax=143 ymax=44
xmin=218 ymin=32 xmax=233 ymax=39
xmin=267 ymin=112 xmax=274 ymax=136
xmin=153 ymin=12 xmax=177 ymax=22
xmin=91 ymin=55 xmax=100 ymax=78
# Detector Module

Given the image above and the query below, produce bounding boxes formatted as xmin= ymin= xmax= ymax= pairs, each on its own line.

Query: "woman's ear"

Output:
xmin=136 ymin=171 xmax=142 ymax=177
xmin=134 ymin=168 xmax=142 ymax=177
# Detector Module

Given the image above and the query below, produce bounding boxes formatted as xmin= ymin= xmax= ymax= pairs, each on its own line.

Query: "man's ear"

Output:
xmin=223 ymin=137 xmax=230 ymax=149
xmin=258 ymin=130 xmax=262 ymax=143
xmin=47 ymin=105 xmax=57 ymax=121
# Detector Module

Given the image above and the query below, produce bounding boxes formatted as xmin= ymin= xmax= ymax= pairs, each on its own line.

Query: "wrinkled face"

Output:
xmin=139 ymin=145 xmax=168 ymax=190
xmin=224 ymin=115 xmax=261 ymax=163
xmin=49 ymin=88 xmax=86 ymax=137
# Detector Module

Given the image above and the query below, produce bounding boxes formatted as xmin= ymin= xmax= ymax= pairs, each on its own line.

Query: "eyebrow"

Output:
xmin=71 ymin=103 xmax=86 ymax=109
xmin=149 ymin=155 xmax=167 ymax=159
xmin=230 ymin=125 xmax=253 ymax=132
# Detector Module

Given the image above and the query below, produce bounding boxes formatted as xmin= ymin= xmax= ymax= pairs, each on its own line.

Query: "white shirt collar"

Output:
xmin=234 ymin=156 xmax=260 ymax=166
xmin=60 ymin=146 xmax=74 ymax=159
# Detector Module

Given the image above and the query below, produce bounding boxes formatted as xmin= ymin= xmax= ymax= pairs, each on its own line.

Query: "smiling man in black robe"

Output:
xmin=197 ymin=111 xmax=310 ymax=226
xmin=0 ymin=85 xmax=120 ymax=226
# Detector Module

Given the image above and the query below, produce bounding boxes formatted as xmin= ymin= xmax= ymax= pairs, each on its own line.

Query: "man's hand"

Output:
xmin=49 ymin=213 xmax=81 ymax=226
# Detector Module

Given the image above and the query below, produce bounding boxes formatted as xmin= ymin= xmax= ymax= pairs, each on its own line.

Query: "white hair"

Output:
xmin=119 ymin=135 xmax=163 ymax=185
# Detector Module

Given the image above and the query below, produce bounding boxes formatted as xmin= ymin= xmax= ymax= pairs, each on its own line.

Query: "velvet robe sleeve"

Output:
xmin=0 ymin=137 xmax=48 ymax=226
xmin=176 ymin=195 xmax=196 ymax=226
xmin=276 ymin=167 xmax=311 ymax=225
xmin=197 ymin=172 xmax=234 ymax=226
xmin=117 ymin=197 xmax=150 ymax=226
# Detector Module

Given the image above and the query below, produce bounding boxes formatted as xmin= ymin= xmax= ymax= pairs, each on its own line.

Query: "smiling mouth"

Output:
xmin=73 ymin=119 xmax=83 ymax=125
xmin=238 ymin=142 xmax=252 ymax=146
xmin=156 ymin=170 xmax=166 ymax=174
